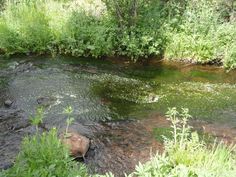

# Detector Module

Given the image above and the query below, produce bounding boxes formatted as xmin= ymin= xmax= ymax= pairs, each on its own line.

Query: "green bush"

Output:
xmin=164 ymin=0 xmax=236 ymax=67
xmin=104 ymin=0 xmax=166 ymax=60
xmin=224 ymin=42 xmax=236 ymax=70
xmin=115 ymin=27 xmax=163 ymax=60
xmin=0 ymin=0 xmax=236 ymax=69
xmin=0 ymin=0 xmax=52 ymax=55
xmin=128 ymin=108 xmax=236 ymax=177
xmin=1 ymin=128 xmax=88 ymax=177
xmin=57 ymin=11 xmax=116 ymax=58
xmin=165 ymin=0 xmax=219 ymax=61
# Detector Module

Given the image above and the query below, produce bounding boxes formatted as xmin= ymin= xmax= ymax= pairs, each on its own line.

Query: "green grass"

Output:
xmin=0 ymin=0 xmax=236 ymax=69
xmin=128 ymin=108 xmax=236 ymax=177
xmin=164 ymin=0 xmax=236 ymax=69
xmin=0 ymin=0 xmax=53 ymax=55
xmin=1 ymin=128 xmax=88 ymax=177
xmin=153 ymin=127 xmax=173 ymax=143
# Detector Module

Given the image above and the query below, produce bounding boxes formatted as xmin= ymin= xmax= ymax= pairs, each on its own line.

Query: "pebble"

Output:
xmin=4 ymin=100 xmax=13 ymax=107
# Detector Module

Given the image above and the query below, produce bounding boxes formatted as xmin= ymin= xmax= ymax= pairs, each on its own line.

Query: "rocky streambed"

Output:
xmin=1 ymin=56 xmax=236 ymax=176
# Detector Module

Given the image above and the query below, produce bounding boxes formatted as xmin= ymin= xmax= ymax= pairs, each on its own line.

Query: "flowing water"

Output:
xmin=1 ymin=56 xmax=236 ymax=176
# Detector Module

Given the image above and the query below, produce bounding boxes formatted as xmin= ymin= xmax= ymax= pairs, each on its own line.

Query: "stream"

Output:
xmin=1 ymin=56 xmax=236 ymax=176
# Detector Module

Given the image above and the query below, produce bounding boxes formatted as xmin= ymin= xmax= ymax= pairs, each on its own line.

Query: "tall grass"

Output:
xmin=0 ymin=0 xmax=52 ymax=55
xmin=0 ymin=0 xmax=111 ymax=57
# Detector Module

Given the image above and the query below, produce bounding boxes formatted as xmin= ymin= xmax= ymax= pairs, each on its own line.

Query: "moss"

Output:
xmin=87 ymin=59 xmax=236 ymax=125
xmin=92 ymin=74 xmax=159 ymax=104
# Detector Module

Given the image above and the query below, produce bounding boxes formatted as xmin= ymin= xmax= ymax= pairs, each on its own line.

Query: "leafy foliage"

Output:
xmin=164 ymin=0 xmax=236 ymax=67
xmin=30 ymin=107 xmax=45 ymax=131
xmin=57 ymin=10 xmax=115 ymax=58
xmin=63 ymin=106 xmax=74 ymax=135
xmin=0 ymin=0 xmax=52 ymax=55
xmin=128 ymin=108 xmax=236 ymax=177
xmin=0 ymin=0 xmax=236 ymax=68
xmin=1 ymin=128 xmax=88 ymax=177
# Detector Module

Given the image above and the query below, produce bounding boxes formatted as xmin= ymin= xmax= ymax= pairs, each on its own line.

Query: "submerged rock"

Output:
xmin=36 ymin=96 xmax=57 ymax=107
xmin=60 ymin=132 xmax=90 ymax=159
xmin=4 ymin=99 xmax=13 ymax=107
xmin=0 ymin=109 xmax=31 ymax=170
xmin=0 ymin=109 xmax=29 ymax=133
xmin=8 ymin=62 xmax=19 ymax=70
xmin=8 ymin=61 xmax=33 ymax=74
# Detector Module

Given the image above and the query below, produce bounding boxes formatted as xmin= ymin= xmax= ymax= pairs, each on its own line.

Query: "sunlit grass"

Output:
xmin=1 ymin=128 xmax=88 ymax=177
xmin=129 ymin=108 xmax=236 ymax=177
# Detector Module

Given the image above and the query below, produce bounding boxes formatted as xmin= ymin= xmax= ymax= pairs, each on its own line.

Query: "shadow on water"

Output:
xmin=1 ymin=56 xmax=236 ymax=175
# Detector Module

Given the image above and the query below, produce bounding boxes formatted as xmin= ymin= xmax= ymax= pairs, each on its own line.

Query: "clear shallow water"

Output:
xmin=1 ymin=56 xmax=236 ymax=125
xmin=1 ymin=56 xmax=236 ymax=175
xmin=93 ymin=59 xmax=236 ymax=126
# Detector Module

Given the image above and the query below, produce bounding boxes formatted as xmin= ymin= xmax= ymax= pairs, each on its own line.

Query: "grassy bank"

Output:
xmin=129 ymin=108 xmax=236 ymax=177
xmin=0 ymin=0 xmax=235 ymax=68
xmin=1 ymin=108 xmax=236 ymax=177
xmin=1 ymin=129 xmax=88 ymax=177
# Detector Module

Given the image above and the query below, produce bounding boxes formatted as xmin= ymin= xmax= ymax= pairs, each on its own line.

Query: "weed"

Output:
xmin=129 ymin=108 xmax=236 ymax=177
xmin=1 ymin=128 xmax=88 ymax=177
xmin=30 ymin=107 xmax=44 ymax=131
xmin=63 ymin=106 xmax=74 ymax=136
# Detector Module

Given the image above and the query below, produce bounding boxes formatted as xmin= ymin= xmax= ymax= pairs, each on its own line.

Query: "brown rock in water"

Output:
xmin=60 ymin=132 xmax=90 ymax=159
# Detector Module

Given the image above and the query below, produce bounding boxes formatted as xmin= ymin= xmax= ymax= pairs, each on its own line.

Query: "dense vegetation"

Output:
xmin=0 ymin=1 xmax=236 ymax=176
xmin=1 ymin=108 xmax=236 ymax=177
xmin=0 ymin=0 xmax=235 ymax=69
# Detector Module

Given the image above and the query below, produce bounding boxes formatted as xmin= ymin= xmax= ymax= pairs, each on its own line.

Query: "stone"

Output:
xmin=36 ymin=96 xmax=57 ymax=107
xmin=0 ymin=109 xmax=31 ymax=170
xmin=8 ymin=62 xmax=19 ymax=70
xmin=2 ymin=162 xmax=13 ymax=170
xmin=60 ymin=132 xmax=90 ymax=159
xmin=0 ymin=109 xmax=29 ymax=133
xmin=4 ymin=99 xmax=13 ymax=107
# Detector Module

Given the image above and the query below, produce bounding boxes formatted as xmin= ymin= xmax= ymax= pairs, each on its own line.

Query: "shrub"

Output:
xmin=164 ymin=0 xmax=219 ymax=61
xmin=57 ymin=11 xmax=116 ymax=58
xmin=0 ymin=0 xmax=5 ymax=11
xmin=224 ymin=42 xmax=236 ymax=70
xmin=164 ymin=0 xmax=236 ymax=68
xmin=0 ymin=0 xmax=236 ymax=69
xmin=103 ymin=0 xmax=166 ymax=60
